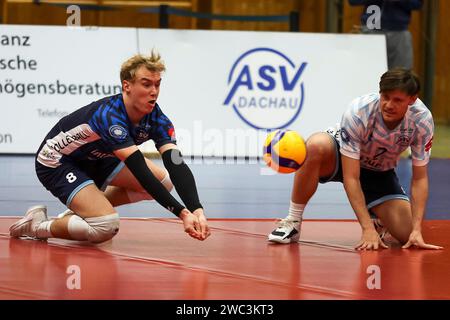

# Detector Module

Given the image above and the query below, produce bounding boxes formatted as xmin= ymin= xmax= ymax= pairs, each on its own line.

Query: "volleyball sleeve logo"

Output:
xmin=109 ymin=125 xmax=128 ymax=140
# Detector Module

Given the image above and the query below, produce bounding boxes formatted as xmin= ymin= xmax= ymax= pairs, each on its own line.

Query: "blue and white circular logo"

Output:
xmin=109 ymin=125 xmax=127 ymax=140
xmin=223 ymin=48 xmax=307 ymax=130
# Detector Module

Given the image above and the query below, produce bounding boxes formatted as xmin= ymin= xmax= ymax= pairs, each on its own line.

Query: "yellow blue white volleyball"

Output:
xmin=263 ymin=129 xmax=307 ymax=174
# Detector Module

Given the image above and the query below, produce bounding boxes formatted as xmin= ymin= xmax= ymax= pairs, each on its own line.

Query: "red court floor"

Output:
xmin=0 ymin=217 xmax=449 ymax=300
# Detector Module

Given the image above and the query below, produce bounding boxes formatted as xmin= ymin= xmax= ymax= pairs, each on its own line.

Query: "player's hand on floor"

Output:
xmin=355 ymin=228 xmax=388 ymax=250
xmin=402 ymin=230 xmax=443 ymax=250
xmin=179 ymin=209 xmax=203 ymax=240
xmin=192 ymin=208 xmax=211 ymax=240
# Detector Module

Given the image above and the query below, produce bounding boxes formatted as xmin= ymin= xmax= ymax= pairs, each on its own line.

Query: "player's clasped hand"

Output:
xmin=192 ymin=208 xmax=211 ymax=240
xmin=180 ymin=209 xmax=211 ymax=241
xmin=402 ymin=230 xmax=443 ymax=250
xmin=355 ymin=228 xmax=388 ymax=251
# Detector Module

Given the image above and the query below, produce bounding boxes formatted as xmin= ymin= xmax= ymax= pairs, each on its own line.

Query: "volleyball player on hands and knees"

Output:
xmin=268 ymin=68 xmax=442 ymax=250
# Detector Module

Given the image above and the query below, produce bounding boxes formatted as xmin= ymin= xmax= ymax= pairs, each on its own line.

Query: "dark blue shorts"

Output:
xmin=319 ymin=133 xmax=409 ymax=214
xmin=35 ymin=157 xmax=124 ymax=207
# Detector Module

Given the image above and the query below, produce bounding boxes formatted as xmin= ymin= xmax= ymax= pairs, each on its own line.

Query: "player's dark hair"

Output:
xmin=379 ymin=68 xmax=420 ymax=96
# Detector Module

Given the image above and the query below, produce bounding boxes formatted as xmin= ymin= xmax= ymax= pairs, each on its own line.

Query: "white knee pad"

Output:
xmin=126 ymin=171 xmax=173 ymax=203
xmin=68 ymin=215 xmax=90 ymax=241
xmin=85 ymin=213 xmax=120 ymax=243
xmin=68 ymin=213 xmax=120 ymax=243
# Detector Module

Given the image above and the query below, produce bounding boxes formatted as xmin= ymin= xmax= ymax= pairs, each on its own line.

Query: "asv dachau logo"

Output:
xmin=223 ymin=48 xmax=307 ymax=130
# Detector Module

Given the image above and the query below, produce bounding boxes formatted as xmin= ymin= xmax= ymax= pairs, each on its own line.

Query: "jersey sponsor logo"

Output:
xmin=396 ymin=135 xmax=411 ymax=146
xmin=51 ymin=131 xmax=90 ymax=152
xmin=340 ymin=127 xmax=350 ymax=143
xmin=89 ymin=149 xmax=114 ymax=159
xmin=400 ymin=128 xmax=414 ymax=134
xmin=135 ymin=127 xmax=150 ymax=141
xmin=326 ymin=127 xmax=340 ymax=140
xmin=38 ymin=124 xmax=100 ymax=168
xmin=109 ymin=125 xmax=127 ymax=140
xmin=425 ymin=136 xmax=433 ymax=152
xmin=223 ymin=48 xmax=307 ymax=130
xmin=41 ymin=147 xmax=56 ymax=160
xmin=361 ymin=156 xmax=383 ymax=170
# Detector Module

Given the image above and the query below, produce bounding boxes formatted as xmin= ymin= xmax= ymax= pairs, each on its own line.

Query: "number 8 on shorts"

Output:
xmin=66 ymin=172 xmax=77 ymax=183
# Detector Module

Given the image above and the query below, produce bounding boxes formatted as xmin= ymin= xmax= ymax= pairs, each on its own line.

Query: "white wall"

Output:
xmin=0 ymin=25 xmax=387 ymax=156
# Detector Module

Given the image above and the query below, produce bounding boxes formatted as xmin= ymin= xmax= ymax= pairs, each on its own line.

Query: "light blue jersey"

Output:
xmin=337 ymin=93 xmax=433 ymax=171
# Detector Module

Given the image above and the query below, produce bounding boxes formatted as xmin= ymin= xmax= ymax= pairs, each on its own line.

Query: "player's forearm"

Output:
xmin=124 ymin=150 xmax=185 ymax=216
xmin=410 ymin=176 xmax=428 ymax=231
xmin=343 ymin=177 xmax=374 ymax=231
xmin=162 ymin=149 xmax=203 ymax=212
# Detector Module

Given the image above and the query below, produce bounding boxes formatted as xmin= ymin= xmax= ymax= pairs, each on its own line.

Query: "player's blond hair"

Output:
xmin=120 ymin=50 xmax=166 ymax=83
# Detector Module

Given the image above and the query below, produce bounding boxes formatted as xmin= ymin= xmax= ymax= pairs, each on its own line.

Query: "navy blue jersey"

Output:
xmin=37 ymin=94 xmax=176 ymax=168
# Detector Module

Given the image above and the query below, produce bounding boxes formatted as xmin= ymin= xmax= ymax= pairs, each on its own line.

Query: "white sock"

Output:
xmin=287 ymin=201 xmax=305 ymax=222
xmin=36 ymin=220 xmax=54 ymax=239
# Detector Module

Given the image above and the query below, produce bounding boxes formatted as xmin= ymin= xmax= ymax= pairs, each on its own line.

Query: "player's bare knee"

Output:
xmin=305 ymin=133 xmax=333 ymax=163
xmin=85 ymin=213 xmax=120 ymax=243
xmin=392 ymin=233 xmax=409 ymax=246
xmin=392 ymin=226 xmax=412 ymax=245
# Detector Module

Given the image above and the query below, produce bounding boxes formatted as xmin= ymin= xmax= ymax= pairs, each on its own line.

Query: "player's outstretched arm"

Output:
xmin=114 ymin=145 xmax=203 ymax=240
xmin=402 ymin=165 xmax=443 ymax=250
xmin=159 ymin=143 xmax=211 ymax=240
xmin=342 ymin=155 xmax=388 ymax=250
